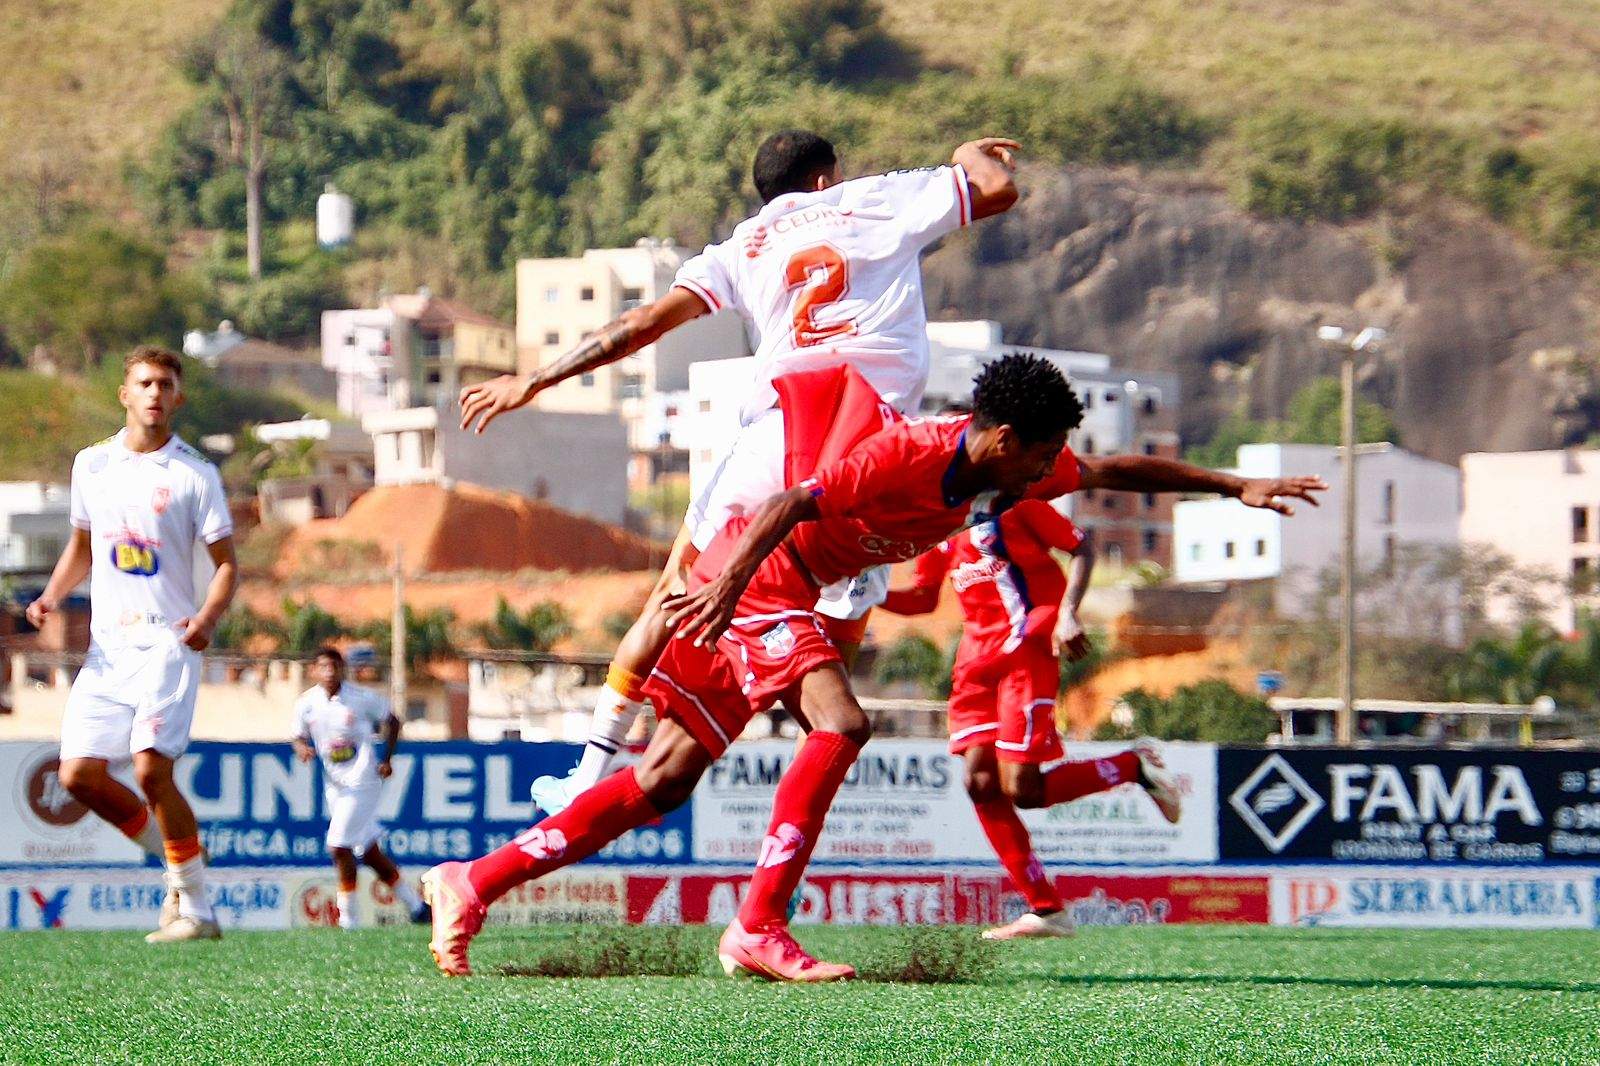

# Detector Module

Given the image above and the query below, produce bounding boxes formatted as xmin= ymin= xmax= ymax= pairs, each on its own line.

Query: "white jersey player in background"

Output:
xmin=456 ymin=130 xmax=1021 ymax=814
xmin=27 ymin=346 xmax=238 ymax=942
xmin=292 ymin=646 xmax=429 ymax=929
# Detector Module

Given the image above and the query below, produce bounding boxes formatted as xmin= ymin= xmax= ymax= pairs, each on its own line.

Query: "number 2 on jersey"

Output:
xmin=785 ymin=244 xmax=856 ymax=347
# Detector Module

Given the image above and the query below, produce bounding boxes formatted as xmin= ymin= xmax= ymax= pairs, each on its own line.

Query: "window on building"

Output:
xmin=1107 ymin=543 xmax=1124 ymax=566
xmin=580 ymin=373 xmax=596 ymax=387
xmin=1190 ymin=543 xmax=1202 ymax=562
xmin=698 ymin=400 xmax=712 ymax=413
xmin=544 ymin=330 xmax=560 ymax=345
xmin=580 ymin=286 xmax=595 ymax=301
xmin=543 ymin=287 xmax=559 ymax=303
xmin=1224 ymin=541 xmax=1236 ymax=559
xmin=619 ymin=374 xmax=644 ymax=399
xmin=1081 ymin=435 xmax=1094 ymax=454
xmin=1143 ymin=493 xmax=1156 ymax=510
xmin=1103 ymin=496 xmax=1118 ymax=512
xmin=1575 ymin=506 xmax=1590 ymax=544
xmin=1575 ymin=558 xmax=1595 ymax=592
xmin=1255 ymin=538 xmax=1267 ymax=557
xmin=1142 ymin=529 xmax=1158 ymax=553
xmin=621 ymin=287 xmax=644 ymax=309
xmin=1142 ymin=395 xmax=1157 ymax=415
xmin=1104 ymin=390 xmax=1119 ymax=403
xmin=1382 ymin=481 xmax=1397 ymax=525
xmin=1082 ymin=392 xmax=1094 ymax=410
xmin=1143 ymin=441 xmax=1158 ymax=456
xmin=344 ymin=332 xmax=357 ymax=346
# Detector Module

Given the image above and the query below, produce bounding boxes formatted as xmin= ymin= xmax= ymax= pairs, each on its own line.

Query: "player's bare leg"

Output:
xmin=963 ymin=746 xmax=1074 ymax=940
xmin=998 ymin=738 xmax=1182 ymax=823
xmin=529 ymin=526 xmax=697 ymax=814
xmin=426 ymin=722 xmax=712 ymax=976
xmin=362 ymin=843 xmax=429 ymax=923
xmin=58 ymin=757 xmax=176 ymax=924
xmin=135 ymin=750 xmax=220 ymax=942
xmin=331 ymin=847 xmax=362 ymax=929
xmin=718 ymin=665 xmax=866 ymax=983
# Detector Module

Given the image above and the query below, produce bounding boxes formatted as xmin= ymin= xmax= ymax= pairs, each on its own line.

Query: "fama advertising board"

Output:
xmin=1220 ymin=748 xmax=1600 ymax=864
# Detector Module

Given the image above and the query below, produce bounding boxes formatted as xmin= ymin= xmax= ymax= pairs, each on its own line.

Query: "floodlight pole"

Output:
xmin=392 ymin=544 xmax=406 ymax=721
xmin=1338 ymin=353 xmax=1357 ymax=746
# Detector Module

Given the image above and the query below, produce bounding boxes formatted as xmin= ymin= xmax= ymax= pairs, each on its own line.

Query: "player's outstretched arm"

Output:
xmin=1078 ymin=454 xmax=1328 ymax=516
xmin=954 ymin=137 xmax=1021 ymax=220
xmin=24 ymin=527 xmax=92 ymax=630
xmin=663 ymin=486 xmax=822 ymax=648
xmin=459 ymin=287 xmax=709 ymax=434
xmin=879 ymin=548 xmax=949 ymax=617
xmin=1056 ymin=527 xmax=1096 ymax=661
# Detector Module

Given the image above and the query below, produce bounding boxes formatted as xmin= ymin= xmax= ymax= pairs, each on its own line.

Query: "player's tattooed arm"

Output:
xmin=662 ymin=486 xmax=822 ymax=647
xmin=459 ymin=286 xmax=709 ymax=434
xmin=1077 ymin=454 xmax=1328 ymax=516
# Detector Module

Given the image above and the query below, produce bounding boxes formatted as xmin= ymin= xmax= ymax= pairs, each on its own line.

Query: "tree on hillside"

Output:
xmin=0 ymin=226 xmax=206 ymax=370
xmin=1186 ymin=377 xmax=1397 ymax=467
xmin=180 ymin=16 xmax=295 ymax=280
xmin=475 ymin=597 xmax=574 ymax=653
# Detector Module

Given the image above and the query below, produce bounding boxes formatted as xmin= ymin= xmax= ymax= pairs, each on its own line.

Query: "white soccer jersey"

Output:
xmin=294 ymin=682 xmax=390 ymax=791
xmin=69 ymin=430 xmax=232 ymax=655
xmin=674 ymin=164 xmax=972 ymax=422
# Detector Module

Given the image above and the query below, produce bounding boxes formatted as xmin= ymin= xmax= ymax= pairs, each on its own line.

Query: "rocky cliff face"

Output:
xmin=923 ymin=167 xmax=1600 ymax=462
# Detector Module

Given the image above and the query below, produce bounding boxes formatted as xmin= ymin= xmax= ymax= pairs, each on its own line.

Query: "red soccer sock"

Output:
xmin=1042 ymin=751 xmax=1140 ymax=807
xmin=466 ymin=767 xmax=659 ymax=906
xmin=973 ymin=797 xmax=1062 ymax=914
xmin=738 ymin=731 xmax=861 ymax=933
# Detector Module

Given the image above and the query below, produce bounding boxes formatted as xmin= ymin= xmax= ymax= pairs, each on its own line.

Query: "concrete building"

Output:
xmin=1174 ymin=443 xmax=1461 ymax=625
xmin=922 ymin=321 xmax=1182 ymax=568
xmin=321 ymin=290 xmax=517 ymax=418
xmin=254 ymin=417 xmax=376 ymax=523
xmin=362 ymin=405 xmax=630 ymax=526
xmin=0 ymin=482 xmax=71 ymax=582
xmin=184 ymin=321 xmax=335 ymax=400
xmin=1460 ymin=449 xmax=1600 ymax=633
xmin=515 ymin=240 xmax=749 ymax=453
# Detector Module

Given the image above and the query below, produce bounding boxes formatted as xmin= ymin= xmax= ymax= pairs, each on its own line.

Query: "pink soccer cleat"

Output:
xmin=717 ymin=920 xmax=856 ymax=983
xmin=982 ymin=909 xmax=1077 ymax=941
xmin=421 ymin=862 xmax=486 ymax=977
xmin=1133 ymin=737 xmax=1183 ymax=824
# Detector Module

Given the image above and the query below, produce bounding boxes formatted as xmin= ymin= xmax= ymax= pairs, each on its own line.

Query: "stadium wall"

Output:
xmin=4 ymin=741 xmax=1598 ymax=930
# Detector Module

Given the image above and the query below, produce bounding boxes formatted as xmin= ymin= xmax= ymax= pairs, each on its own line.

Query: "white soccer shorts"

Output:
xmin=59 ymin=634 xmax=201 ymax=762
xmin=325 ymin=785 xmax=384 ymax=852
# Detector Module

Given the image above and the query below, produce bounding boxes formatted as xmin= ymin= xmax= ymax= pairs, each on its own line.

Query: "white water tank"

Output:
xmin=317 ymin=182 xmax=354 ymax=249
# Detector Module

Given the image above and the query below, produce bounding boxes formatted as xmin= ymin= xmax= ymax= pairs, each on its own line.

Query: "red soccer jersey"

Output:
xmin=793 ymin=416 xmax=1082 ymax=586
xmin=897 ymin=499 xmax=1084 ymax=650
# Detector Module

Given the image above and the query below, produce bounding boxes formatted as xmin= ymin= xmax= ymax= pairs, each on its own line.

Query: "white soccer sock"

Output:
xmin=337 ymin=890 xmax=359 ymax=929
xmin=168 ymin=855 xmax=215 ymax=923
xmin=390 ymin=879 xmax=423 ymax=912
xmin=122 ymin=812 xmax=163 ymax=859
xmin=572 ymin=684 xmax=643 ymax=791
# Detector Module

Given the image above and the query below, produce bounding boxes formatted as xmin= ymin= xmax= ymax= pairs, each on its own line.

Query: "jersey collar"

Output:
xmin=113 ymin=428 xmax=176 ymax=467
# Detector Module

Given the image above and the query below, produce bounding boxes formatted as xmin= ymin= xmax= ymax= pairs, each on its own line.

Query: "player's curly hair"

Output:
xmin=969 ymin=352 xmax=1083 ymax=444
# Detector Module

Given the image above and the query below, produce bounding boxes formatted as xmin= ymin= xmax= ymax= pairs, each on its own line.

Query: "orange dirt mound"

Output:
xmin=276 ymin=482 xmax=667 ymax=578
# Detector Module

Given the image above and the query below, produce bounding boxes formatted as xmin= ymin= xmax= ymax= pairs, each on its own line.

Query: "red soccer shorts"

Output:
xmin=947 ymin=638 xmax=1064 ymax=764
xmin=644 ymin=518 xmax=842 ymax=758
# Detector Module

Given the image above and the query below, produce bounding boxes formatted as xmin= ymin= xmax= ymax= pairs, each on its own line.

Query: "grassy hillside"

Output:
xmin=0 ymin=0 xmax=226 ymax=200
xmin=885 ymin=0 xmax=1600 ymax=144
xmin=9 ymin=0 xmax=1600 ymax=207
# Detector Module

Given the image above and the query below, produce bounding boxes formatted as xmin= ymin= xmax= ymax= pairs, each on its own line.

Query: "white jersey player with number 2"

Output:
xmin=452 ymin=132 xmax=1021 ymax=821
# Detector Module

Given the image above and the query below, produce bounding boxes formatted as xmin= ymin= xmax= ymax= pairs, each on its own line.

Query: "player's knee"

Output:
xmin=966 ymin=769 xmax=1000 ymax=805
xmin=132 ymin=760 xmax=174 ymax=797
xmin=637 ymin=770 xmax=695 ymax=813
xmin=331 ymin=846 xmax=355 ymax=862
xmin=634 ymin=743 xmax=708 ymax=813
xmin=57 ymin=759 xmax=104 ymax=799
xmin=1005 ymin=778 xmax=1048 ymax=809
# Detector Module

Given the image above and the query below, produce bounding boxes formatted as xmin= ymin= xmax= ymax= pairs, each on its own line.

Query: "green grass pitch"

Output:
xmin=3 ymin=924 xmax=1598 ymax=1064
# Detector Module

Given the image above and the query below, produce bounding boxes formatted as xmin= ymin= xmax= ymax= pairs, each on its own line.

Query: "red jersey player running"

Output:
xmin=881 ymin=497 xmax=1118 ymax=939
xmin=423 ymin=355 xmax=1324 ymax=980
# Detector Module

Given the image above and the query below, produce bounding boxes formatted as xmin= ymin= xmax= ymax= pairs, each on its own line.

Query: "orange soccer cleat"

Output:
xmin=421 ymin=862 xmax=486 ymax=977
xmin=717 ymin=920 xmax=855 ymax=983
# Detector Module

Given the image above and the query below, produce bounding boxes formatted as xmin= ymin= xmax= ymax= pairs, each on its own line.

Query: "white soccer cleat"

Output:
xmin=530 ymin=768 xmax=581 ymax=816
xmin=145 ymin=915 xmax=222 ymax=943
xmin=1133 ymin=737 xmax=1182 ymax=824
xmin=982 ymin=910 xmax=1076 ymax=940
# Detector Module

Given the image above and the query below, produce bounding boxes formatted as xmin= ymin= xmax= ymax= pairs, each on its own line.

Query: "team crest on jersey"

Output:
xmin=151 ymin=486 xmax=172 ymax=514
xmin=110 ymin=533 xmax=160 ymax=576
xmin=760 ymin=621 xmax=797 ymax=659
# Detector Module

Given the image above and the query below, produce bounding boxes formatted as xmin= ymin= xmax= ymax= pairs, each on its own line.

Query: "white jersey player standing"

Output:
xmin=292 ymin=647 xmax=428 ymax=929
xmin=27 ymin=346 xmax=238 ymax=942
xmin=458 ymin=130 xmax=1022 ymax=815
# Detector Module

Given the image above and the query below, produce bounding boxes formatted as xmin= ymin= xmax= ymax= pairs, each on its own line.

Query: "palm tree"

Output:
xmin=475 ymin=597 xmax=573 ymax=653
